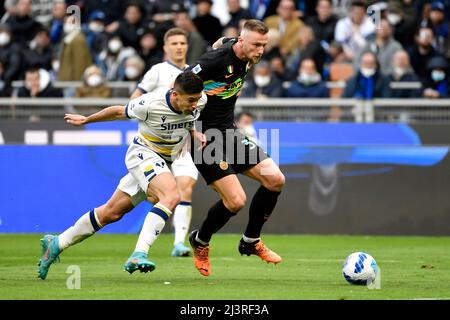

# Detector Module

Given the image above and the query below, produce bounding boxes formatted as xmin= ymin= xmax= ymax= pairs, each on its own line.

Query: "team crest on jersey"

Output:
xmin=192 ymin=64 xmax=202 ymax=74
xmin=227 ymin=65 xmax=234 ymax=74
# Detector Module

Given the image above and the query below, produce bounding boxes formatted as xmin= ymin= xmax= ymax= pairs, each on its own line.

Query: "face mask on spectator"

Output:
xmin=0 ymin=32 xmax=11 ymax=46
xmin=254 ymin=75 xmax=271 ymax=87
xmin=86 ymin=74 xmax=103 ymax=87
xmin=394 ymin=67 xmax=407 ymax=77
xmin=298 ymin=72 xmax=321 ymax=85
xmin=89 ymin=22 xmax=104 ymax=33
xmin=360 ymin=67 xmax=376 ymax=78
xmin=387 ymin=13 xmax=401 ymax=25
xmin=63 ymin=23 xmax=78 ymax=34
xmin=431 ymin=70 xmax=446 ymax=82
xmin=125 ymin=67 xmax=140 ymax=79
xmin=108 ymin=39 xmax=123 ymax=53
xmin=242 ymin=125 xmax=257 ymax=140
xmin=52 ymin=60 xmax=60 ymax=72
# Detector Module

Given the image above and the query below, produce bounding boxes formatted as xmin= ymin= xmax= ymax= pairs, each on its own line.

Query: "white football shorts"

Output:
xmin=117 ymin=138 xmax=198 ymax=206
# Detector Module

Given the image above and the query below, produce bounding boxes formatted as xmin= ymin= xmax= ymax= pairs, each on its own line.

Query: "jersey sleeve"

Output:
xmin=125 ymin=95 xmax=150 ymax=121
xmin=197 ymin=92 xmax=208 ymax=112
xmin=137 ymin=65 xmax=159 ymax=94
xmin=188 ymin=51 xmax=220 ymax=81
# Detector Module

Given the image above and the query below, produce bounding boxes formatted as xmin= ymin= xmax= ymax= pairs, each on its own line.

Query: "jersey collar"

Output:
xmin=165 ymin=60 xmax=186 ymax=71
xmin=166 ymin=89 xmax=182 ymax=114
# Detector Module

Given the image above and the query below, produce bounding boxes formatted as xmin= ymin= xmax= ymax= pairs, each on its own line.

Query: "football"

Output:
xmin=342 ymin=252 xmax=378 ymax=285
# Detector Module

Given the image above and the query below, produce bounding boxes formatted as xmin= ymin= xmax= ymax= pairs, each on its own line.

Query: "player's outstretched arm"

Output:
xmin=64 ymin=105 xmax=126 ymax=126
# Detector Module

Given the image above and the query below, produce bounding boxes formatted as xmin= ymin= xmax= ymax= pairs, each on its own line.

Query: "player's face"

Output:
xmin=240 ymin=30 xmax=268 ymax=65
xmin=175 ymin=92 xmax=203 ymax=114
xmin=164 ymin=35 xmax=188 ymax=63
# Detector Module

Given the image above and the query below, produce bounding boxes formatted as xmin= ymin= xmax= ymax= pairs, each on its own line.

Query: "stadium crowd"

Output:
xmin=0 ymin=0 xmax=449 ymax=102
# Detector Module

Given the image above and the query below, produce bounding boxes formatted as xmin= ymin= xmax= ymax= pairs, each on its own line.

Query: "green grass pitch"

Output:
xmin=1 ymin=234 xmax=449 ymax=300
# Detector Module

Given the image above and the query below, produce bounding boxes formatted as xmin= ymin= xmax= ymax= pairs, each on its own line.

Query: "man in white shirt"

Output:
xmin=334 ymin=0 xmax=375 ymax=61
xmin=37 ymin=71 xmax=207 ymax=280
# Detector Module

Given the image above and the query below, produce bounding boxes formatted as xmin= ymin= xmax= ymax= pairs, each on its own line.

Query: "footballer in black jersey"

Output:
xmin=187 ymin=20 xmax=286 ymax=278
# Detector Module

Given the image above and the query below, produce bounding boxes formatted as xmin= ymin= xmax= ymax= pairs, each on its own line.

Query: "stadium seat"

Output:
xmin=328 ymin=63 xmax=354 ymax=98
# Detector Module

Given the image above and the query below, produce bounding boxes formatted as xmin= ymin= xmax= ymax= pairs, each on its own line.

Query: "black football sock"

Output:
xmin=197 ymin=200 xmax=236 ymax=243
xmin=244 ymin=186 xmax=281 ymax=239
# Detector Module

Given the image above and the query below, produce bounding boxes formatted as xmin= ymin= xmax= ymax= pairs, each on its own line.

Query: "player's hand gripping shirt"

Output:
xmin=189 ymin=39 xmax=252 ymax=132
xmin=125 ymin=90 xmax=207 ymax=164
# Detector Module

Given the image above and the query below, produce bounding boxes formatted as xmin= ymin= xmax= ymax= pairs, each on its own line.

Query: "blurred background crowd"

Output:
xmin=0 ymin=0 xmax=449 ymax=102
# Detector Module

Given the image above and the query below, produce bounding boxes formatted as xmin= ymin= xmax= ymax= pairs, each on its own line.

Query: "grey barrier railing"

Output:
xmin=1 ymin=97 xmax=450 ymax=123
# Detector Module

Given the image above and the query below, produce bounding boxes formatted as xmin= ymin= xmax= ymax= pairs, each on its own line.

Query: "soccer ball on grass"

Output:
xmin=342 ymin=252 xmax=378 ymax=285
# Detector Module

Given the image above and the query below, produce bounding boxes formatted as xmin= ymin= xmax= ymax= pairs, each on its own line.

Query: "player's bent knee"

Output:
xmin=160 ymin=191 xmax=181 ymax=211
xmin=265 ymin=172 xmax=285 ymax=192
xmin=224 ymin=193 xmax=247 ymax=213
xmin=178 ymin=184 xmax=193 ymax=200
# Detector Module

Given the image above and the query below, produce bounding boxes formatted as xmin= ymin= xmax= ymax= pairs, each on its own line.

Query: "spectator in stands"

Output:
xmin=235 ymin=111 xmax=258 ymax=144
xmin=174 ymin=10 xmax=207 ymax=65
xmin=387 ymin=50 xmax=422 ymax=98
xmin=48 ymin=0 xmax=66 ymax=52
xmin=354 ymin=19 xmax=403 ymax=76
xmin=121 ymin=55 xmax=146 ymax=82
xmin=0 ymin=24 xmax=21 ymax=84
xmin=270 ymin=55 xmax=287 ymax=81
xmin=422 ymin=55 xmax=450 ymax=98
xmin=4 ymin=0 xmax=41 ymax=48
xmin=421 ymin=2 xmax=450 ymax=58
xmin=284 ymin=58 xmax=329 ymax=98
xmin=387 ymin=1 xmax=418 ymax=50
xmin=113 ymin=2 xmax=146 ymax=51
xmin=409 ymin=27 xmax=439 ymax=83
xmin=240 ymin=60 xmax=283 ymax=99
xmin=223 ymin=26 xmax=239 ymax=38
xmin=193 ymin=0 xmax=223 ymax=46
xmin=0 ymin=57 xmax=12 ymax=97
xmin=84 ymin=0 xmax=126 ymax=26
xmin=18 ymin=68 xmax=63 ymax=98
xmin=145 ymin=0 xmax=185 ymax=39
xmin=225 ymin=0 xmax=253 ymax=29
xmin=96 ymin=35 xmax=135 ymax=81
xmin=75 ymin=65 xmax=112 ymax=113
xmin=342 ymin=51 xmax=390 ymax=99
xmin=76 ymin=65 xmax=112 ymax=99
xmin=264 ymin=28 xmax=282 ymax=61
xmin=21 ymin=28 xmax=53 ymax=76
xmin=264 ymin=0 xmax=304 ymax=57
xmin=58 ymin=15 xmax=93 ymax=81
xmin=285 ymin=25 xmax=326 ymax=80
xmin=305 ymin=0 xmax=338 ymax=46
xmin=83 ymin=10 xmax=108 ymax=62
xmin=334 ymin=0 xmax=375 ymax=61
xmin=137 ymin=29 xmax=164 ymax=71
xmin=327 ymin=41 xmax=347 ymax=63
xmin=30 ymin=0 xmax=54 ymax=27
xmin=248 ymin=0 xmax=278 ymax=20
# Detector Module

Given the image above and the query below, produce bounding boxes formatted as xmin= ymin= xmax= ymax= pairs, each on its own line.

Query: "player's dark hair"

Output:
xmin=350 ymin=0 xmax=366 ymax=9
xmin=242 ymin=19 xmax=268 ymax=35
xmin=164 ymin=27 xmax=188 ymax=44
xmin=174 ymin=71 xmax=204 ymax=95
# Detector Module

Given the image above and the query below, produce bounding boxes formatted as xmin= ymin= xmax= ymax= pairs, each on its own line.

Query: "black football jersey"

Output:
xmin=189 ymin=39 xmax=252 ymax=132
